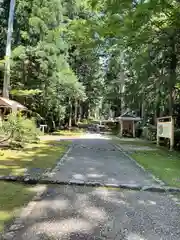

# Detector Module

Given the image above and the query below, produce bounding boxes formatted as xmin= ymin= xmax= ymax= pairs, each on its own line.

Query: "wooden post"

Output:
xmin=0 ymin=109 xmax=2 ymax=127
xmin=157 ymin=135 xmax=160 ymax=147
xmin=170 ymin=117 xmax=174 ymax=151
xmin=120 ymin=120 xmax=123 ymax=137
xmin=133 ymin=120 xmax=135 ymax=138
xmin=157 ymin=118 xmax=160 ymax=146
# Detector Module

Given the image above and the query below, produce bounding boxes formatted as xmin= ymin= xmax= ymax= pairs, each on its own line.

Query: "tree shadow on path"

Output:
xmin=12 ymin=184 xmax=180 ymax=240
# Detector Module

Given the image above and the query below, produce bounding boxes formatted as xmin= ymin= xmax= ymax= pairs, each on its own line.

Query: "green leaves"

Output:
xmin=4 ymin=0 xmax=88 ymax=126
xmin=3 ymin=0 xmax=180 ymax=125
xmin=0 ymin=113 xmax=40 ymax=145
xmin=10 ymin=89 xmax=42 ymax=96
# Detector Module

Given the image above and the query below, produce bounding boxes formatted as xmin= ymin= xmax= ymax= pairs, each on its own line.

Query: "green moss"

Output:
xmin=0 ymin=140 xmax=70 ymax=232
xmin=0 ymin=140 xmax=70 ymax=176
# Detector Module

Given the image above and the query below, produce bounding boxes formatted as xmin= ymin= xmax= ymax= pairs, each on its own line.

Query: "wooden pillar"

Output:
xmin=120 ymin=120 xmax=123 ymax=137
xmin=170 ymin=117 xmax=174 ymax=151
xmin=157 ymin=118 xmax=160 ymax=146
xmin=133 ymin=120 xmax=135 ymax=138
xmin=157 ymin=136 xmax=160 ymax=146
xmin=0 ymin=109 xmax=2 ymax=127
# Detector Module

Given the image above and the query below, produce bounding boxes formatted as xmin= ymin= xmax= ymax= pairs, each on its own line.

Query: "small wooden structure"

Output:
xmin=0 ymin=97 xmax=27 ymax=121
xmin=116 ymin=112 xmax=141 ymax=138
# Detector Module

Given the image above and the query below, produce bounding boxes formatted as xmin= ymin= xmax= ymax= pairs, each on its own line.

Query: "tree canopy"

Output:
xmin=1 ymin=0 xmax=180 ymax=129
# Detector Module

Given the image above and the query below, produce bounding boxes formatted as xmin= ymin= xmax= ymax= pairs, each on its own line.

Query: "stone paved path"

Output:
xmin=50 ymin=136 xmax=158 ymax=186
xmin=6 ymin=134 xmax=180 ymax=240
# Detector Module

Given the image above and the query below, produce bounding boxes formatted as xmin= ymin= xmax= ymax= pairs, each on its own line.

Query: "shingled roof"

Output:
xmin=0 ymin=97 xmax=27 ymax=110
xmin=116 ymin=111 xmax=141 ymax=121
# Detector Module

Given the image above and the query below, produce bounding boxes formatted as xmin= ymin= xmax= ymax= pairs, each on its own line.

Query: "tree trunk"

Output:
xmin=168 ymin=34 xmax=177 ymax=116
xmin=74 ymin=100 xmax=78 ymax=125
xmin=69 ymin=99 xmax=72 ymax=128
xmin=3 ymin=0 xmax=16 ymax=98
xmin=87 ymin=102 xmax=90 ymax=119
xmin=168 ymin=87 xmax=173 ymax=116
xmin=154 ymin=83 xmax=161 ymax=124
xmin=82 ymin=101 xmax=90 ymax=119
xmin=78 ymin=103 xmax=82 ymax=123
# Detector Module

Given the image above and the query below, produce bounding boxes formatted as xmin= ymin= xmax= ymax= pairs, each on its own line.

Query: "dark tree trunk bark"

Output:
xmin=77 ymin=103 xmax=82 ymax=123
xmin=74 ymin=100 xmax=78 ymax=125
xmin=168 ymin=34 xmax=177 ymax=116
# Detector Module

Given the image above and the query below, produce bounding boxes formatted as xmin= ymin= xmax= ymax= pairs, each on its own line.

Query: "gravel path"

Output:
xmin=12 ymin=185 xmax=180 ymax=240
xmin=5 ymin=134 xmax=180 ymax=240
xmin=50 ymin=136 xmax=158 ymax=186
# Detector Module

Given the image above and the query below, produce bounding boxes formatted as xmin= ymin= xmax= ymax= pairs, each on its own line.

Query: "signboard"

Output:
xmin=157 ymin=116 xmax=174 ymax=150
xmin=157 ymin=122 xmax=171 ymax=138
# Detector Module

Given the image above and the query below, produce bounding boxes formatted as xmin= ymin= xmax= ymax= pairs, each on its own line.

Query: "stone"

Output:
xmin=9 ymin=224 xmax=24 ymax=231
xmin=69 ymin=180 xmax=85 ymax=185
xmin=86 ymin=181 xmax=103 ymax=187
xmin=142 ymin=186 xmax=165 ymax=192
xmin=165 ymin=187 xmax=180 ymax=193
xmin=2 ymin=232 xmax=15 ymax=240
xmin=118 ymin=183 xmax=142 ymax=190
xmin=8 ymin=175 xmax=17 ymax=181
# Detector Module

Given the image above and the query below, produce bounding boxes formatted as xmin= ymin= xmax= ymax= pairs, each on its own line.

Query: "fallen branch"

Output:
xmin=0 ymin=134 xmax=12 ymax=144
xmin=0 ymin=129 xmax=15 ymax=144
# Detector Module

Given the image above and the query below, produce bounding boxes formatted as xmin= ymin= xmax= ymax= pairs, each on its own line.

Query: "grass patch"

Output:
xmin=0 ymin=140 xmax=70 ymax=176
xmin=113 ymin=136 xmax=180 ymax=188
xmin=131 ymin=149 xmax=180 ymax=188
xmin=113 ymin=137 xmax=156 ymax=148
xmin=0 ymin=181 xmax=43 ymax=232
xmin=52 ymin=129 xmax=85 ymax=136
xmin=0 ymin=140 xmax=70 ymax=233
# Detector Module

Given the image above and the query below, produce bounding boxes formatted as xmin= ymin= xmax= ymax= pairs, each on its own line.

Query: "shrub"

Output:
xmin=111 ymin=123 xmax=119 ymax=135
xmin=0 ymin=113 xmax=41 ymax=146
xmin=141 ymin=125 xmax=180 ymax=150
xmin=142 ymin=125 xmax=157 ymax=141
xmin=174 ymin=129 xmax=180 ymax=149
xmin=136 ymin=127 xmax=143 ymax=138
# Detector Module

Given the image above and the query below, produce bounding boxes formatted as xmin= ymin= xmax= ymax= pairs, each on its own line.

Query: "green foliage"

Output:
xmin=142 ymin=125 xmax=157 ymax=141
xmin=0 ymin=0 xmax=9 ymax=59
xmin=174 ymin=129 xmax=180 ymax=149
xmin=1 ymin=0 xmax=180 ymax=132
xmin=0 ymin=113 xmax=40 ymax=146
xmin=99 ymin=0 xmax=180 ymax=122
xmin=4 ymin=0 xmax=88 ymax=129
xmin=10 ymin=89 xmax=42 ymax=96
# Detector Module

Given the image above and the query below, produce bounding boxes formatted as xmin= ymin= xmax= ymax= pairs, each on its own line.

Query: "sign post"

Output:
xmin=157 ymin=116 xmax=174 ymax=151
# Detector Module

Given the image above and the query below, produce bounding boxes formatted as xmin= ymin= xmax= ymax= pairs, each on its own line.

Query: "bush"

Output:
xmin=142 ymin=125 xmax=157 ymax=141
xmin=157 ymin=130 xmax=180 ymax=149
xmin=174 ymin=129 xmax=180 ymax=149
xmin=136 ymin=127 xmax=143 ymax=138
xmin=141 ymin=125 xmax=180 ymax=150
xmin=0 ymin=113 xmax=41 ymax=146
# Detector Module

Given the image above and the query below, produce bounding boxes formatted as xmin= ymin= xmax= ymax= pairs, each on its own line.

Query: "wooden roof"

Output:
xmin=0 ymin=97 xmax=27 ymax=110
xmin=116 ymin=111 xmax=141 ymax=121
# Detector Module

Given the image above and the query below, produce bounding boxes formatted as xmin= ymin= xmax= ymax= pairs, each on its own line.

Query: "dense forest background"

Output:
xmin=1 ymin=0 xmax=180 ymax=130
